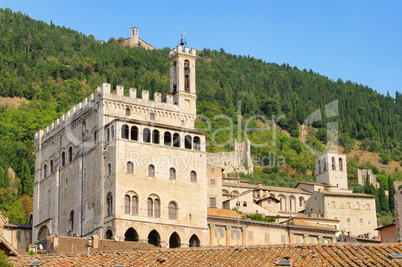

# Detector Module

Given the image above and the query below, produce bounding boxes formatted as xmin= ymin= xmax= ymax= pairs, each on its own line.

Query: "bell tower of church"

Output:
xmin=315 ymin=152 xmax=348 ymax=189
xmin=169 ymin=39 xmax=197 ymax=115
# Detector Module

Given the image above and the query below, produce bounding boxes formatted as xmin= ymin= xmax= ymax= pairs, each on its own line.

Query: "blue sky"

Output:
xmin=2 ymin=0 xmax=401 ymax=97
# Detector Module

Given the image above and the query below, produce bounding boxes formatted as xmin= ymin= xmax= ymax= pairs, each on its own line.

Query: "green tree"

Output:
xmin=0 ymin=250 xmax=13 ymax=267
xmin=388 ymin=175 xmax=396 ymax=214
xmin=378 ymin=182 xmax=390 ymax=213
xmin=0 ymin=189 xmax=26 ymax=223
xmin=0 ymin=167 xmax=4 ymax=188
xmin=380 ymin=153 xmax=391 ymax=165
xmin=20 ymin=160 xmax=33 ymax=196
xmin=3 ymin=169 xmax=9 ymax=188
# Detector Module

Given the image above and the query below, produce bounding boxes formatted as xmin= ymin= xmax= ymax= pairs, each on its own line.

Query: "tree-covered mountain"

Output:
xmin=0 ymin=8 xmax=400 ymax=223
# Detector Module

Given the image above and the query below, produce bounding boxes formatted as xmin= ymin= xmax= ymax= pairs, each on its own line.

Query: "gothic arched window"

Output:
xmin=107 ymin=193 xmax=113 ymax=216
xmin=168 ymin=202 xmax=177 ymax=220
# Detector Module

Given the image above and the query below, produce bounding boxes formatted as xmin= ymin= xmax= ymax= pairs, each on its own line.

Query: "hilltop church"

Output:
xmin=33 ymin=39 xmax=378 ymax=249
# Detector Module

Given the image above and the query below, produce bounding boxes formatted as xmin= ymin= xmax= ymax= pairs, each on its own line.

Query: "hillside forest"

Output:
xmin=0 ymin=8 xmax=401 ymax=225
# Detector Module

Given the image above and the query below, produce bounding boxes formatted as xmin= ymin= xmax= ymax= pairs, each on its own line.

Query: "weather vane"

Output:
xmin=180 ymin=27 xmax=187 ymax=46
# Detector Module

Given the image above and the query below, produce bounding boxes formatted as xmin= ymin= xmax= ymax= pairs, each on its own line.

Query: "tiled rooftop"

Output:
xmin=9 ymin=244 xmax=402 ymax=266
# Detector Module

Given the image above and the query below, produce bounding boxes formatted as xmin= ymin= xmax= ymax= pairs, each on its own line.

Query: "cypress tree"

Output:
xmin=379 ymin=182 xmax=390 ymax=213
xmin=388 ymin=175 xmax=396 ymax=214
xmin=21 ymin=160 xmax=33 ymax=196
xmin=0 ymin=167 xmax=4 ymax=188
xmin=3 ymin=168 xmax=9 ymax=188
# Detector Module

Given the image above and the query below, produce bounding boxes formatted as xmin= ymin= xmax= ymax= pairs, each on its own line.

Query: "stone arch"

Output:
xmin=124 ymin=228 xmax=139 ymax=241
xmin=189 ymin=234 xmax=200 ymax=247
xmin=148 ymin=230 xmax=160 ymax=247
xmin=105 ymin=229 xmax=113 ymax=239
xmin=37 ymin=225 xmax=49 ymax=242
xmin=169 ymin=232 xmax=181 ymax=248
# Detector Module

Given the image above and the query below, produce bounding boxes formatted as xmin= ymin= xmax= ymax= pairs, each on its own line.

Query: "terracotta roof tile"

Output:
xmin=9 ymin=244 xmax=402 ymax=266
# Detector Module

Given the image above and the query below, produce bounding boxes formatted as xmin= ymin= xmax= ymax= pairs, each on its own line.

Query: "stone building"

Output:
xmin=33 ymin=43 xmax=207 ymax=248
xmin=207 ymin=140 xmax=253 ymax=175
xmin=123 ymin=27 xmax=155 ymax=50
xmin=221 ymin=179 xmax=311 ymax=216
xmin=207 ymin=209 xmax=338 ymax=246
xmin=306 ymin=152 xmax=378 ymax=239
xmin=357 ymin=169 xmax=379 ymax=188
xmin=375 ymin=223 xmax=396 ymax=243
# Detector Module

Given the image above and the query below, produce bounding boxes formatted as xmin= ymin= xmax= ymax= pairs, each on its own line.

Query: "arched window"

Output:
xmin=299 ymin=197 xmax=304 ymax=207
xmin=190 ymin=171 xmax=197 ymax=182
xmin=193 ymin=136 xmax=201 ymax=150
xmin=111 ymin=125 xmax=115 ymax=139
xmin=323 ymin=159 xmax=327 ymax=172
xmin=318 ymin=160 xmax=321 ymax=174
xmin=168 ymin=202 xmax=177 ymax=220
xmin=184 ymin=60 xmax=190 ymax=91
xmin=106 ymin=128 xmax=110 ymax=142
xmin=125 ymin=108 xmax=130 ymax=116
xmin=359 ymin=218 xmax=363 ymax=228
xmin=164 ymin=132 xmax=172 ymax=146
xmin=147 ymin=198 xmax=153 ymax=217
xmin=236 ymin=201 xmax=240 ymax=207
xmin=43 ymin=164 xmax=47 ymax=178
xmin=332 ymin=157 xmax=336 ymax=170
xmin=143 ymin=128 xmax=150 ymax=143
xmin=289 ymin=196 xmax=296 ymax=212
xmin=108 ymin=163 xmax=112 ymax=176
xmin=185 ymin=135 xmax=192 ymax=149
xmin=154 ymin=199 xmax=160 ymax=217
xmin=355 ymin=201 xmax=360 ymax=209
xmin=132 ymin=196 xmax=138 ymax=215
xmin=148 ymin=165 xmax=155 ymax=177
xmin=131 ymin=126 xmax=138 ymax=141
xmin=152 ymin=130 xmax=160 ymax=144
xmin=169 ymin=168 xmax=176 ymax=180
xmin=62 ymin=152 xmax=66 ymax=166
xmin=150 ymin=113 xmax=155 ymax=121
xmin=69 ymin=147 xmax=73 ymax=162
xmin=243 ymin=201 xmax=247 ymax=207
xmin=69 ymin=210 xmax=74 ymax=231
xmin=172 ymin=61 xmax=177 ymax=94
xmin=279 ymin=195 xmax=286 ymax=211
xmin=173 ymin=133 xmax=180 ymax=148
xmin=107 ymin=193 xmax=113 ymax=216
xmin=121 ymin=124 xmax=129 ymax=139
xmin=50 ymin=160 xmax=54 ymax=173
xmin=339 ymin=158 xmax=343 ymax=171
xmin=346 ymin=218 xmax=351 ymax=227
xmin=124 ymin=195 xmax=130 ymax=214
xmin=126 ymin=161 xmax=133 ymax=174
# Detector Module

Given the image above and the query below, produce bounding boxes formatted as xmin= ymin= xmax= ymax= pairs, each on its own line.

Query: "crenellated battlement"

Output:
xmin=34 ymin=82 xmax=191 ymax=145
xmin=169 ymin=45 xmax=196 ymax=59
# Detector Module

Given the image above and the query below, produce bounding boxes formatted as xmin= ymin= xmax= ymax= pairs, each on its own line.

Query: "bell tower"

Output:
xmin=169 ymin=40 xmax=197 ymax=115
xmin=315 ymin=152 xmax=348 ymax=189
